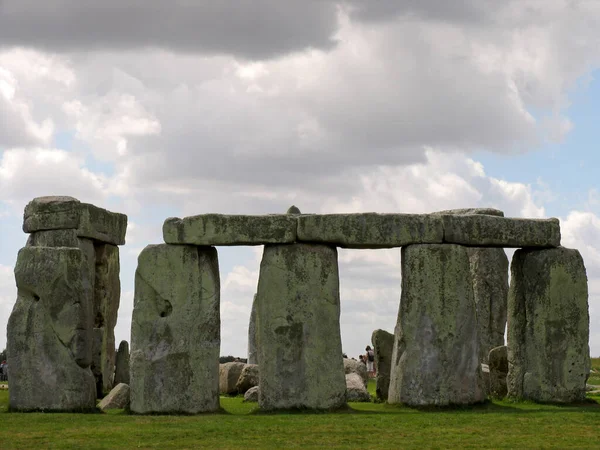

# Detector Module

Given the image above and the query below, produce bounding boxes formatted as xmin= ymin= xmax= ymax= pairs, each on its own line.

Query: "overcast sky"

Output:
xmin=1 ymin=0 xmax=600 ymax=359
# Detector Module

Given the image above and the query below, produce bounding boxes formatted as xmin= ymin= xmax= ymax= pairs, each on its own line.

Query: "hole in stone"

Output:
xmin=33 ymin=294 xmax=40 ymax=302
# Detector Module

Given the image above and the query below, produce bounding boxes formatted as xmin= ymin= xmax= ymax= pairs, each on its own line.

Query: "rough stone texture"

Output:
xmin=343 ymin=358 xmax=368 ymax=386
xmin=98 ymin=383 xmax=130 ymax=410
xmin=7 ymin=246 xmax=96 ymax=411
xmin=371 ymin=329 xmax=394 ymax=401
xmin=256 ymin=243 xmax=346 ymax=410
xmin=297 ymin=213 xmax=444 ymax=249
xmin=488 ymin=346 xmax=508 ymax=398
xmin=346 ymin=373 xmax=371 ymax=402
xmin=244 ymin=386 xmax=259 ymax=402
xmin=114 ymin=340 xmax=130 ymax=386
xmin=236 ymin=364 xmax=259 ymax=394
xmin=247 ymin=294 xmax=258 ymax=365
xmin=434 ymin=207 xmax=504 ymax=217
xmin=507 ymin=247 xmax=590 ymax=403
xmin=286 ymin=205 xmax=301 ymax=214
xmin=220 ymin=362 xmax=245 ymax=395
xmin=26 ymin=229 xmax=81 ymax=247
xmin=91 ymin=327 xmax=104 ymax=398
xmin=163 ymin=214 xmax=297 ymax=246
xmin=23 ymin=196 xmax=127 ymax=245
xmin=130 ymin=244 xmax=220 ymax=414
xmin=93 ymin=244 xmax=121 ymax=394
xmin=388 ymin=244 xmax=485 ymax=406
xmin=440 ymin=215 xmax=560 ymax=248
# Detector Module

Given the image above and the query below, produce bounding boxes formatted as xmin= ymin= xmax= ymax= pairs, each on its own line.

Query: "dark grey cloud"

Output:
xmin=0 ymin=0 xmax=339 ymax=59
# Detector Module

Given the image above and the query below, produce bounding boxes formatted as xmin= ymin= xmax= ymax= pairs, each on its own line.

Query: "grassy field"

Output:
xmin=0 ymin=362 xmax=599 ymax=449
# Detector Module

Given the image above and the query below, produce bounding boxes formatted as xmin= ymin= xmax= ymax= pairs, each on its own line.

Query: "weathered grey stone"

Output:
xmin=244 ymin=386 xmax=259 ymax=402
xmin=247 ymin=294 xmax=258 ymax=365
xmin=93 ymin=244 xmax=121 ymax=394
xmin=507 ymin=247 xmax=590 ymax=403
xmin=7 ymin=246 xmax=96 ymax=411
xmin=98 ymin=383 xmax=130 ymax=410
xmin=388 ymin=244 xmax=485 ymax=406
xmin=256 ymin=243 xmax=346 ymax=410
xmin=163 ymin=214 xmax=297 ymax=246
xmin=26 ymin=229 xmax=80 ymax=247
xmin=220 ymin=362 xmax=245 ymax=395
xmin=371 ymin=329 xmax=394 ymax=401
xmin=440 ymin=215 xmax=560 ymax=248
xmin=346 ymin=373 xmax=371 ymax=402
xmin=114 ymin=340 xmax=130 ymax=386
xmin=296 ymin=213 xmax=444 ymax=249
xmin=286 ymin=205 xmax=301 ymax=214
xmin=91 ymin=327 xmax=104 ymax=398
xmin=468 ymin=248 xmax=509 ymax=362
xmin=23 ymin=196 xmax=128 ymax=245
xmin=434 ymin=207 xmax=504 ymax=217
xmin=130 ymin=244 xmax=220 ymax=414
xmin=343 ymin=358 xmax=368 ymax=387
xmin=488 ymin=346 xmax=508 ymax=398
xmin=236 ymin=364 xmax=259 ymax=394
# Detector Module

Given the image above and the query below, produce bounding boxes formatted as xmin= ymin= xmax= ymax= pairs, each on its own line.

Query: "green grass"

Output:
xmin=1 ymin=382 xmax=600 ymax=449
xmin=589 ymin=357 xmax=600 ymax=387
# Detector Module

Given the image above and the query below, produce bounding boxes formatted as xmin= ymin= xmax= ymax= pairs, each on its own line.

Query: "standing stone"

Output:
xmin=219 ymin=362 xmax=245 ymax=395
xmin=114 ymin=340 xmax=130 ymax=386
xmin=7 ymin=246 xmax=96 ymax=411
xmin=468 ymin=248 xmax=509 ymax=363
xmin=371 ymin=329 xmax=394 ymax=401
xmin=388 ymin=244 xmax=485 ymax=406
xmin=247 ymin=294 xmax=258 ymax=365
xmin=236 ymin=364 xmax=259 ymax=394
xmin=488 ymin=345 xmax=508 ymax=398
xmin=130 ymin=244 xmax=220 ymax=414
xmin=507 ymin=247 xmax=590 ymax=403
xmin=93 ymin=243 xmax=121 ymax=394
xmin=256 ymin=243 xmax=346 ymax=410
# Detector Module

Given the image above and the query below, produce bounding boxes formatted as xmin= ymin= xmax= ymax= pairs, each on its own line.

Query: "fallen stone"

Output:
xmin=507 ymin=247 xmax=590 ymax=403
xmin=130 ymin=244 xmax=220 ymax=414
xmin=343 ymin=358 xmax=368 ymax=386
xmin=388 ymin=244 xmax=485 ymax=406
xmin=244 ymin=386 xmax=259 ymax=402
xmin=114 ymin=340 xmax=130 ymax=386
xmin=163 ymin=214 xmax=297 ymax=246
xmin=23 ymin=196 xmax=127 ymax=245
xmin=346 ymin=373 xmax=371 ymax=402
xmin=220 ymin=362 xmax=246 ymax=395
xmin=98 ymin=383 xmax=130 ymax=410
xmin=488 ymin=346 xmax=508 ymax=398
xmin=439 ymin=215 xmax=560 ymax=248
xmin=371 ymin=329 xmax=394 ymax=401
xmin=235 ymin=364 xmax=259 ymax=394
xmin=256 ymin=243 xmax=346 ymax=410
xmin=7 ymin=246 xmax=96 ymax=411
xmin=247 ymin=294 xmax=258 ymax=365
xmin=296 ymin=213 xmax=444 ymax=249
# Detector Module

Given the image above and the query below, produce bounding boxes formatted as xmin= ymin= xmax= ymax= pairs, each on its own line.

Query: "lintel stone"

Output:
xmin=163 ymin=214 xmax=297 ymax=246
xmin=296 ymin=213 xmax=444 ymax=249
xmin=23 ymin=196 xmax=127 ymax=245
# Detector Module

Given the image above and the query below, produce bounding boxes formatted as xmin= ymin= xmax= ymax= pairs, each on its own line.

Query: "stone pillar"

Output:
xmin=7 ymin=247 xmax=96 ymax=411
xmin=256 ymin=243 xmax=346 ymax=411
xmin=388 ymin=244 xmax=485 ymax=406
xmin=93 ymin=243 xmax=121 ymax=394
xmin=114 ymin=340 xmax=130 ymax=386
xmin=371 ymin=329 xmax=394 ymax=402
xmin=247 ymin=293 xmax=258 ymax=365
xmin=507 ymin=247 xmax=590 ymax=403
xmin=130 ymin=244 xmax=220 ymax=414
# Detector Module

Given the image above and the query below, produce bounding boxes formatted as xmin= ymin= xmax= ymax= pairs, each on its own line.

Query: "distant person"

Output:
xmin=358 ymin=354 xmax=366 ymax=366
xmin=0 ymin=360 xmax=6 ymax=382
xmin=365 ymin=346 xmax=375 ymax=377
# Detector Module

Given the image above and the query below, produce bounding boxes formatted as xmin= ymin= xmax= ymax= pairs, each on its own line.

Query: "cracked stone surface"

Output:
xmin=388 ymin=244 xmax=485 ymax=406
xmin=7 ymin=246 xmax=96 ymax=411
xmin=507 ymin=247 xmax=590 ymax=403
xmin=256 ymin=243 xmax=346 ymax=411
xmin=130 ymin=244 xmax=220 ymax=414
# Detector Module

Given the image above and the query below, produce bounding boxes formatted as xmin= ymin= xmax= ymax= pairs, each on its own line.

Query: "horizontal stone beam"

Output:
xmin=23 ymin=196 xmax=127 ymax=246
xmin=163 ymin=214 xmax=297 ymax=246
xmin=161 ymin=212 xmax=560 ymax=248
